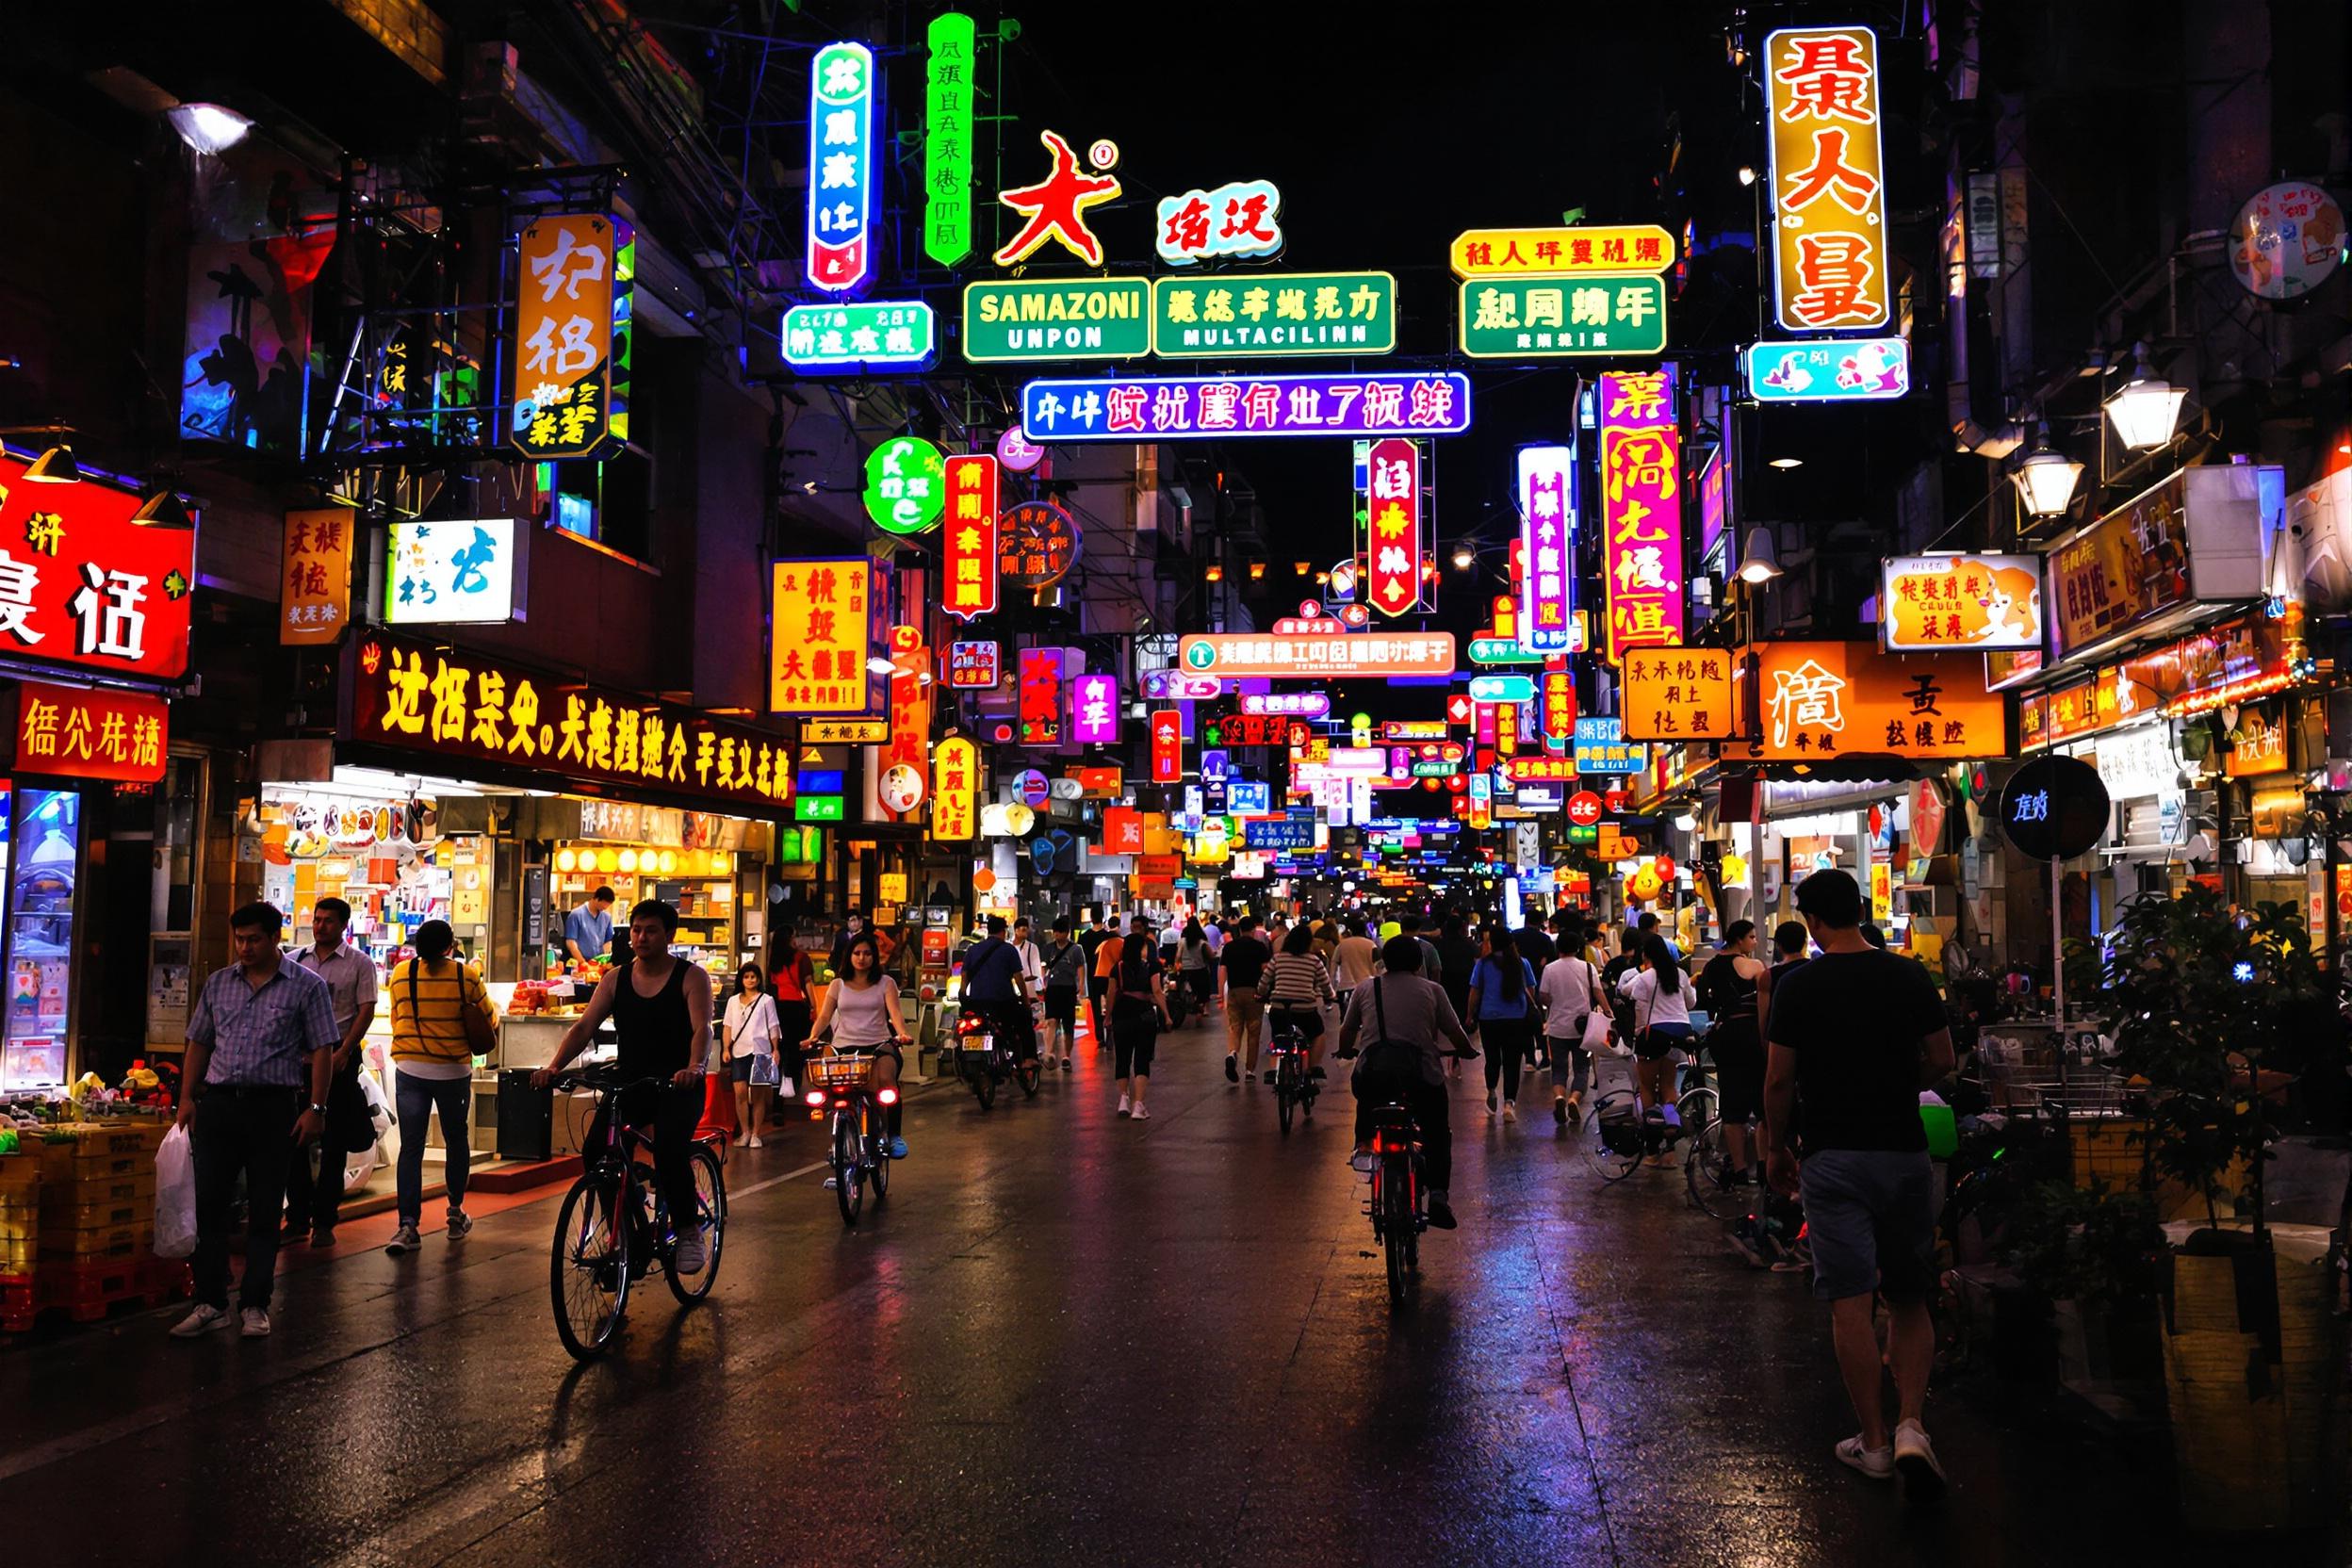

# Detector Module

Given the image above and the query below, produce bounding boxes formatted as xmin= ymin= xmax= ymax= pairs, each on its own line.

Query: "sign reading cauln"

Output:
xmin=1021 ymin=373 xmax=1472 ymax=441
xmin=1763 ymin=25 xmax=1891 ymax=331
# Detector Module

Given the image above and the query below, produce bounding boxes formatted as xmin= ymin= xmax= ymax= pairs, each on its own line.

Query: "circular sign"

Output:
xmin=999 ymin=500 xmax=1080 ymax=590
xmin=863 ymin=435 xmax=946 ymax=535
xmin=1002 ymin=802 xmax=1036 ymax=836
xmin=1014 ymin=768 xmax=1052 ymax=808
xmin=2229 ymin=180 xmax=2344 ymax=301
xmin=1997 ymin=754 xmax=2110 ymax=861
xmin=1030 ymin=838 xmax=1057 ymax=875
xmin=996 ymin=427 xmax=1045 ymax=473
xmin=878 ymin=762 xmax=927 ymax=814
xmin=1567 ymin=791 xmax=1604 ymax=825
xmin=1048 ymin=776 xmax=1085 ymax=802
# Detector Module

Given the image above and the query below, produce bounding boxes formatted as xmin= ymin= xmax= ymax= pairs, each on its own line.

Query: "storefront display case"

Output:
xmin=0 ymin=788 xmax=82 ymax=1093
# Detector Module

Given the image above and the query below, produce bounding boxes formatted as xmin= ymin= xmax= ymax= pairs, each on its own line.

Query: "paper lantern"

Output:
xmin=556 ymin=848 xmax=579 ymax=873
xmin=618 ymin=849 xmax=640 ymax=874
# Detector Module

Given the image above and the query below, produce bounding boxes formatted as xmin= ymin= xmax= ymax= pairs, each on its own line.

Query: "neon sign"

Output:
xmin=781 ymin=302 xmax=937 ymax=370
xmin=1364 ymin=437 xmax=1423 ymax=617
xmin=941 ymin=454 xmax=1000 ymax=620
xmin=1598 ymin=369 xmax=1683 ymax=662
xmin=1763 ymin=25 xmax=1890 ymax=330
xmin=1746 ymin=336 xmax=1909 ymax=401
xmin=807 ymin=41 xmax=874 ymax=293
xmin=1517 ymin=445 xmax=1575 ymax=652
xmin=1449 ymin=226 xmax=1675 ymax=276
xmin=1152 ymin=272 xmax=1394 ymax=358
xmin=862 ymin=435 xmax=946 ymax=536
xmin=922 ymin=14 xmax=976 ymax=267
xmin=993 ymin=131 xmax=1121 ymax=267
xmin=1155 ymin=179 xmax=1283 ymax=266
xmin=1021 ymin=372 xmax=1471 ymax=441
xmin=1460 ymin=275 xmax=1667 ymax=357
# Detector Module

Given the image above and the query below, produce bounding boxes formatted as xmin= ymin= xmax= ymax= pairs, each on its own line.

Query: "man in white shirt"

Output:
xmin=283 ymin=897 xmax=379 ymax=1248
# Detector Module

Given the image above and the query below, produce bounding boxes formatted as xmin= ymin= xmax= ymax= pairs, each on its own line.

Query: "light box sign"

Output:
xmin=782 ymin=302 xmax=937 ymax=370
xmin=1365 ymin=438 xmax=1423 ymax=616
xmin=1156 ymin=179 xmax=1283 ymax=265
xmin=281 ymin=508 xmax=352 ymax=646
xmin=1450 ymin=226 xmax=1675 ymax=276
xmin=995 ymin=130 xmax=1122 ymax=267
xmin=1741 ymin=643 xmax=2002 ymax=761
xmin=1071 ymin=672 xmax=1120 ymax=745
xmin=1518 ymin=444 xmax=1575 ymax=652
xmin=1599 ymin=369 xmax=1684 ymax=663
xmin=946 ymin=639 xmax=1000 ymax=689
xmin=0 ymin=457 xmax=202 ymax=681
xmin=922 ymin=13 xmax=977 ymax=267
xmin=769 ymin=559 xmax=874 ymax=714
xmin=1459 ymin=275 xmax=1668 ymax=358
xmin=931 ymin=734 xmax=978 ymax=841
xmin=1881 ymin=554 xmax=2043 ymax=652
xmin=1177 ymin=631 xmax=1456 ymax=678
xmin=863 ymin=435 xmax=946 ymax=536
xmin=1764 ymin=25 xmax=1890 ymax=331
xmin=1244 ymin=818 xmax=1315 ymax=850
xmin=13 ymin=679 xmax=168 ymax=784
xmin=1243 ymin=692 xmax=1329 ymax=717
xmin=1572 ymin=718 xmax=1648 ymax=775
xmin=807 ymin=41 xmax=875 ymax=292
xmin=1621 ymin=646 xmax=1738 ymax=742
xmin=1746 ymin=336 xmax=1910 ymax=401
xmin=1229 ymin=779 xmax=1270 ymax=814
xmin=942 ymin=454 xmax=1000 ymax=620
xmin=1018 ymin=646 xmax=1064 ymax=745
xmin=386 ymin=519 xmax=520 ymax=625
xmin=1021 ymin=373 xmax=1472 ymax=442
xmin=962 ymin=278 xmax=1152 ymax=364
xmin=1151 ymin=709 xmax=1184 ymax=783
xmin=353 ymin=631 xmax=793 ymax=811
xmin=999 ymin=500 xmax=1080 ymax=592
xmin=1151 ymin=272 xmax=1396 ymax=357
xmin=511 ymin=213 xmax=625 ymax=460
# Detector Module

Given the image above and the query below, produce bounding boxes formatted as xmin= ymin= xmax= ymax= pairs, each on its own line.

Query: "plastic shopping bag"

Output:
xmin=1582 ymin=1010 xmax=1616 ymax=1058
xmin=154 ymin=1125 xmax=197 ymax=1259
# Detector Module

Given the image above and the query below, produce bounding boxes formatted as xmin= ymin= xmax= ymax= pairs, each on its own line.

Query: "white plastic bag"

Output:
xmin=1583 ymin=1010 xmax=1618 ymax=1058
xmin=154 ymin=1125 xmax=197 ymax=1259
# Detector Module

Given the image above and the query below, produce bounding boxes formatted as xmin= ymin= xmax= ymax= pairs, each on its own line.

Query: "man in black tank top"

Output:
xmin=536 ymin=900 xmax=716 ymax=1270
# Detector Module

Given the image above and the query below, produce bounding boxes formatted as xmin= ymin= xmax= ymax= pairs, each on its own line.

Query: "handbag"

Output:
xmin=411 ymin=960 xmax=498 ymax=1060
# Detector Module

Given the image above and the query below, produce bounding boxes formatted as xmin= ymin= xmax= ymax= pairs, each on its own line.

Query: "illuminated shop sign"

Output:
xmin=1021 ymin=372 xmax=1472 ymax=442
xmin=807 ymin=41 xmax=875 ymax=291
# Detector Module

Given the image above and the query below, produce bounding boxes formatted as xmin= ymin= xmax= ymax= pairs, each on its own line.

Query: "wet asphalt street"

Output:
xmin=0 ymin=1016 xmax=2302 ymax=1566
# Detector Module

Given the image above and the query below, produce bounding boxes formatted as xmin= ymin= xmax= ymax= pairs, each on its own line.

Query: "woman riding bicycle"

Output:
xmin=1257 ymin=923 xmax=1337 ymax=1083
xmin=804 ymin=932 xmax=914 ymax=1164
xmin=1336 ymin=936 xmax=1474 ymax=1229
xmin=1697 ymin=920 xmax=1769 ymax=1185
xmin=1618 ymin=934 xmax=1698 ymax=1166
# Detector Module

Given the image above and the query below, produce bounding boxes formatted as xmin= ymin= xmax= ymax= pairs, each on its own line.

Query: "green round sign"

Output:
xmin=862 ymin=435 xmax=946 ymax=535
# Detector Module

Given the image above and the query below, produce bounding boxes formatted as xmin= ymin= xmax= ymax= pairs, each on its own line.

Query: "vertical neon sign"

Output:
xmin=923 ymin=14 xmax=976 ymax=267
xmin=808 ymin=41 xmax=874 ymax=293
xmin=1598 ymin=368 xmax=1683 ymax=663
xmin=1364 ymin=437 xmax=1423 ymax=617
xmin=1516 ymin=444 xmax=1575 ymax=653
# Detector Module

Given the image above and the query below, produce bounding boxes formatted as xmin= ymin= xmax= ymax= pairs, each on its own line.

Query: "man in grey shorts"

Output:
xmin=1763 ymin=869 xmax=1955 ymax=1503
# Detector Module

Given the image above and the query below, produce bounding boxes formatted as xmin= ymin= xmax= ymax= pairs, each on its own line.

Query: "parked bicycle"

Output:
xmin=803 ymin=1045 xmax=901 ymax=1226
xmin=547 ymin=1070 xmax=727 ymax=1361
xmin=1266 ymin=1016 xmax=1319 ymax=1135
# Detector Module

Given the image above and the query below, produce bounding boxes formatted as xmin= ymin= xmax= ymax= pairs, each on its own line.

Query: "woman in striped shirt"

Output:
xmin=1257 ymin=923 xmax=1337 ymax=1082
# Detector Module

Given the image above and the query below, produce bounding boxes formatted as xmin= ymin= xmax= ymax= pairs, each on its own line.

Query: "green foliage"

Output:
xmin=2002 ymin=1179 xmax=2165 ymax=1308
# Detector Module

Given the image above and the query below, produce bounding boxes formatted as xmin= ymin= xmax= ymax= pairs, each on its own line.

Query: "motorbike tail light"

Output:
xmin=805 ymin=1089 xmax=828 ymax=1107
xmin=876 ymin=1087 xmax=900 ymax=1105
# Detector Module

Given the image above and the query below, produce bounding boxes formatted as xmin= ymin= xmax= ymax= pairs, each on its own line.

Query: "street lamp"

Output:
xmin=165 ymin=103 xmax=253 ymax=156
xmin=2013 ymin=423 xmax=2083 ymax=519
xmin=2103 ymin=343 xmax=2187 ymax=451
xmin=1450 ymin=544 xmax=1475 ymax=570
xmin=1736 ymin=526 xmax=1781 ymax=584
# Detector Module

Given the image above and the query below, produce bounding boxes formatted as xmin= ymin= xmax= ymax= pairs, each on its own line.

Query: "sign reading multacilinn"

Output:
xmin=1151 ymin=272 xmax=1395 ymax=357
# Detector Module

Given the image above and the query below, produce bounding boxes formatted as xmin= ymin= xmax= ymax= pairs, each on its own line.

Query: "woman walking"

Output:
xmin=804 ymin=931 xmax=913 ymax=1165
xmin=1257 ymin=923 xmax=1337 ymax=1084
xmin=1467 ymin=928 xmax=1540 ymax=1120
xmin=724 ymin=962 xmax=784 ymax=1149
xmin=1110 ymin=918 xmax=1172 ymax=1119
xmin=384 ymin=921 xmax=497 ymax=1254
xmin=1177 ymin=917 xmax=1217 ymax=1012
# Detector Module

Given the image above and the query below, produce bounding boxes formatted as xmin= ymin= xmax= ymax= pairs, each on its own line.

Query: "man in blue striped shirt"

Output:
xmin=170 ymin=901 xmax=340 ymax=1341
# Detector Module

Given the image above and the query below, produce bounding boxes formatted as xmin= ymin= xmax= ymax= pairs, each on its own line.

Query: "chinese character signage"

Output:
xmin=995 ymin=131 xmax=1121 ymax=266
xmin=962 ymin=279 xmax=1152 ymax=364
xmin=863 ymin=435 xmax=946 ymax=536
xmin=1450 ymin=226 xmax=1675 ymax=276
xmin=281 ymin=508 xmax=351 ymax=646
xmin=2049 ymin=470 xmax=2232 ymax=660
xmin=352 ymin=632 xmax=792 ymax=810
xmin=1177 ymin=631 xmax=1456 ymax=678
xmin=999 ymin=500 xmax=1080 ymax=592
xmin=1019 ymin=646 xmax=1064 ymax=745
xmin=769 ymin=559 xmax=874 ymax=713
xmin=1102 ymin=807 xmax=1145 ymax=855
xmin=1243 ymin=818 xmax=1315 ymax=850
xmin=1518 ymin=444 xmax=1575 ymax=651
xmin=12 ymin=680 xmax=167 ymax=783
xmin=1364 ymin=438 xmax=1423 ymax=616
xmin=808 ymin=41 xmax=874 ymax=291
xmin=1541 ymin=658 xmax=1576 ymax=745
xmin=782 ymin=302 xmax=937 ymax=371
xmin=1246 ymin=693 xmax=1330 ymax=717
xmin=942 ymin=455 xmax=1000 ymax=619
xmin=1152 ymin=272 xmax=1395 ymax=357
xmin=1156 ymin=179 xmax=1283 ymax=265
xmin=802 ymin=717 xmax=889 ymax=744
xmin=1881 ymin=554 xmax=2043 ymax=652
xmin=1022 ymin=373 xmax=1472 ymax=441
xmin=1598 ymin=369 xmax=1684 ymax=663
xmin=1764 ymin=25 xmax=1890 ymax=330
xmin=923 ymin=14 xmax=976 ymax=267
xmin=1151 ymin=709 xmax=1184 ymax=783
xmin=931 ymin=734 xmax=978 ymax=841
xmin=1572 ymin=718 xmax=1647 ymax=775
xmin=877 ymin=629 xmax=932 ymax=818
xmin=946 ymin=640 xmax=1000 ymax=689
xmin=511 ymin=214 xmax=621 ymax=459
xmin=1071 ymin=672 xmax=1120 ymax=745
xmin=1744 ymin=643 xmax=2002 ymax=761
xmin=385 ymin=518 xmax=520 ymax=625
xmin=1746 ymin=336 xmax=1910 ymax=401
xmin=0 ymin=450 xmax=196 ymax=680
xmin=1460 ymin=275 xmax=1668 ymax=358
xmin=1622 ymin=647 xmax=1737 ymax=742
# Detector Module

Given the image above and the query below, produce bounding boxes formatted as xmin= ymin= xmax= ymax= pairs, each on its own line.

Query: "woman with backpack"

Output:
xmin=384 ymin=920 xmax=497 ymax=1254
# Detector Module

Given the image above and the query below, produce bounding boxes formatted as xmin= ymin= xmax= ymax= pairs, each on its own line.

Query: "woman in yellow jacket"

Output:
xmin=384 ymin=920 xmax=498 ymax=1254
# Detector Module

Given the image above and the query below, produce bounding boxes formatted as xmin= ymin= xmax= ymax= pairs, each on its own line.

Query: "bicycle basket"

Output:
xmin=807 ymin=1053 xmax=875 ymax=1089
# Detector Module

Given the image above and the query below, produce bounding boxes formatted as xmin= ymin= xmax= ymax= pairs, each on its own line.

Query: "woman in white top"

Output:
xmin=724 ymin=963 xmax=784 ymax=1149
xmin=1617 ymin=935 xmax=1698 ymax=1159
xmin=1537 ymin=943 xmax=1610 ymax=1125
xmin=805 ymin=931 xmax=914 ymax=1167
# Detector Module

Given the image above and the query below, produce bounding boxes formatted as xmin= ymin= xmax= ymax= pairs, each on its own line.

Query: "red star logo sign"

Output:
xmin=1568 ymin=790 xmax=1603 ymax=825
xmin=993 ymin=131 xmax=1122 ymax=267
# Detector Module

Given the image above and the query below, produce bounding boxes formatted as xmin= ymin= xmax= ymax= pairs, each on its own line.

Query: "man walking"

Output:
xmin=564 ymin=885 xmax=616 ymax=967
xmin=1218 ymin=914 xmax=1271 ymax=1081
xmin=171 ymin=903 xmax=339 ymax=1339
xmin=281 ymin=897 xmax=377 ymax=1249
xmin=1764 ymin=869 xmax=1955 ymax=1502
xmin=1039 ymin=917 xmax=1087 ymax=1071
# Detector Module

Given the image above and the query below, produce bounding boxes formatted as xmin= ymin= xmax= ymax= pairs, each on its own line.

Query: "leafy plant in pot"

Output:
xmin=2082 ymin=884 xmax=2341 ymax=1531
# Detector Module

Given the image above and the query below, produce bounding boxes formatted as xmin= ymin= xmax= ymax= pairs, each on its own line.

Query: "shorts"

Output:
xmin=1044 ymin=985 xmax=1078 ymax=1027
xmin=1798 ymin=1149 xmax=1937 ymax=1302
xmin=1635 ymin=1021 xmax=1694 ymax=1061
xmin=728 ymin=1054 xmax=760 ymax=1085
xmin=1267 ymin=1006 xmax=1323 ymax=1042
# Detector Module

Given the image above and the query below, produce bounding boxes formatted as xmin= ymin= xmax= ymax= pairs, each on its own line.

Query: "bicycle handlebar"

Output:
xmin=548 ymin=1070 xmax=670 ymax=1095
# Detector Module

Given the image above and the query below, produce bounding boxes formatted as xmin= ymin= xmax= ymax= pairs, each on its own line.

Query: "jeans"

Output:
xmin=192 ymin=1086 xmax=301 ymax=1312
xmin=395 ymin=1072 xmax=473 ymax=1228
xmin=1479 ymin=1015 xmax=1534 ymax=1100
xmin=584 ymin=1082 xmax=701 ymax=1228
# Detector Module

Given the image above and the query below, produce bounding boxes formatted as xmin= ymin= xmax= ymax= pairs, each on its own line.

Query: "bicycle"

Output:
xmin=547 ymin=1071 xmax=727 ymax=1362
xmin=1342 ymin=1044 xmax=1472 ymax=1306
xmin=954 ymin=1004 xmax=1041 ymax=1110
xmin=803 ymin=1045 xmax=901 ymax=1226
xmin=1266 ymin=1016 xmax=1320 ymax=1135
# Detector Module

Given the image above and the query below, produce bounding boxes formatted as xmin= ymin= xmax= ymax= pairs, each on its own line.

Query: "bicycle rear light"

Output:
xmin=876 ymin=1086 xmax=900 ymax=1105
xmin=805 ymin=1089 xmax=828 ymax=1107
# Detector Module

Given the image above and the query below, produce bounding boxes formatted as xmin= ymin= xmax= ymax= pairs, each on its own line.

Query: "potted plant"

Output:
xmin=2001 ymin=1178 xmax=2166 ymax=1413
xmin=2084 ymin=884 xmax=2342 ymax=1531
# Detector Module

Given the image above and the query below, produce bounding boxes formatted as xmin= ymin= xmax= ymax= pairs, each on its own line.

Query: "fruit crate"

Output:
xmin=40 ymin=1221 xmax=152 ymax=1263
xmin=37 ymin=1122 xmax=167 ymax=1185
xmin=41 ymin=1192 xmax=149 ymax=1232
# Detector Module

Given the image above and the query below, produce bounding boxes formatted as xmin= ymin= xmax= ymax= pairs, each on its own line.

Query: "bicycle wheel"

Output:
xmin=1016 ymin=1054 xmax=1041 ymax=1099
xmin=1684 ymin=1118 xmax=1749 ymax=1219
xmin=1674 ymin=1086 xmax=1718 ymax=1152
xmin=665 ymin=1145 xmax=727 ymax=1303
xmin=870 ymin=1125 xmax=891 ymax=1200
xmin=551 ymin=1176 xmax=629 ymax=1361
xmin=1274 ymin=1058 xmax=1297 ymax=1135
xmin=1583 ymin=1089 xmax=1645 ymax=1184
xmin=1381 ymin=1157 xmax=1413 ymax=1305
xmin=832 ymin=1106 xmax=866 ymax=1226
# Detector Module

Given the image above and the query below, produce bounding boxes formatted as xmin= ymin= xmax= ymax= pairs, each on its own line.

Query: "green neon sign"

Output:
xmin=863 ymin=435 xmax=946 ymax=535
xmin=1467 ymin=637 xmax=1544 ymax=665
xmin=1150 ymin=271 xmax=1396 ymax=358
xmin=1457 ymin=273 xmax=1668 ymax=358
xmin=923 ymin=13 xmax=976 ymax=267
xmin=795 ymin=795 xmax=845 ymax=823
xmin=962 ymin=278 xmax=1152 ymax=363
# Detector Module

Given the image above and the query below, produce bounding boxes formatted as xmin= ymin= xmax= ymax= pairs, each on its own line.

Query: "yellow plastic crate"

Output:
xmin=0 ymin=1234 xmax=31 ymax=1273
xmin=0 ymin=1203 xmax=35 ymax=1244
xmin=40 ymin=1171 xmax=153 ymax=1217
xmin=0 ymin=1154 xmax=39 ymax=1197
xmin=38 ymin=1141 xmax=144 ymax=1184
xmin=41 ymin=1222 xmax=150 ymax=1262
xmin=42 ymin=1196 xmax=148 ymax=1233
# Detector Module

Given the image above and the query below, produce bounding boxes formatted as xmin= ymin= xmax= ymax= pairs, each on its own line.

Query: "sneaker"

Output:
xmin=1564 ymin=1091 xmax=1583 ymax=1122
xmin=823 ymin=1176 xmax=840 ymax=1190
xmin=1486 ymin=1094 xmax=1499 ymax=1118
xmin=1893 ymin=1420 xmax=1947 ymax=1502
xmin=1554 ymin=1096 xmax=1569 ymax=1125
xmin=1503 ymin=1102 xmax=1517 ymax=1122
xmin=309 ymin=1227 xmax=336 ymax=1249
xmin=1426 ymin=1198 xmax=1458 ymax=1230
xmin=1245 ymin=1070 xmax=1256 ymax=1082
xmin=239 ymin=1307 xmax=272 ymax=1339
xmin=1117 ymin=1094 xmax=1132 ymax=1117
xmin=1837 ymin=1434 xmax=1895 ymax=1480
xmin=445 ymin=1209 xmax=473 ymax=1241
xmin=673 ymin=1228 xmax=708 ymax=1274
xmin=171 ymin=1304 xmax=230 ymax=1338
xmin=888 ymin=1136 xmax=908 ymax=1159
xmin=384 ymin=1225 xmax=421 ymax=1255
xmin=1132 ymin=1103 xmax=1150 ymax=1120
xmin=1225 ymin=1054 xmax=1239 ymax=1083
xmin=746 ymin=1135 xmax=764 ymax=1149
xmin=1060 ymin=1058 xmax=1072 ymax=1072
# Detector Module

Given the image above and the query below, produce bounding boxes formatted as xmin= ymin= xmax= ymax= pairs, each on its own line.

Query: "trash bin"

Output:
xmin=498 ymin=1069 xmax=553 ymax=1162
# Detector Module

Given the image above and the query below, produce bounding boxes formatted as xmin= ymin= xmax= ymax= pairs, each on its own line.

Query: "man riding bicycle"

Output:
xmin=1334 ymin=936 xmax=1475 ymax=1230
xmin=958 ymin=914 xmax=1036 ymax=1063
xmin=533 ymin=899 xmax=714 ymax=1272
